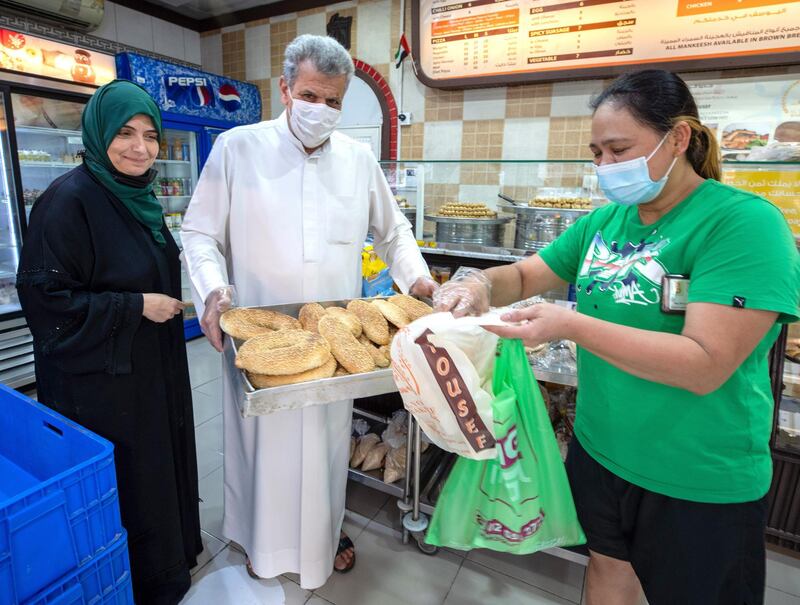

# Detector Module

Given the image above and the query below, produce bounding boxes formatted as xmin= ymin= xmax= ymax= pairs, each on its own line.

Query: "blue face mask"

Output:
xmin=595 ymin=133 xmax=678 ymax=207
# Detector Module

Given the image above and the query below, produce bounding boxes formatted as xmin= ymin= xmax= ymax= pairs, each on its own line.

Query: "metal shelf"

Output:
xmin=15 ymin=126 xmax=82 ymax=138
xmin=19 ymin=161 xmax=78 ymax=169
xmin=154 ymin=159 xmax=191 ymax=165
xmin=533 ymin=368 xmax=578 ymax=387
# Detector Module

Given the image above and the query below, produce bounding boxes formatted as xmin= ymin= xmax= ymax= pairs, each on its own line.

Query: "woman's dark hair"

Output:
xmin=590 ymin=69 xmax=721 ymax=180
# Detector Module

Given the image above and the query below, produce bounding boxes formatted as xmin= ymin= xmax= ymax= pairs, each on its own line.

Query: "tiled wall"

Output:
xmin=0 ymin=2 xmax=201 ymax=66
xmin=198 ymin=0 xmax=800 ymax=210
xmin=101 ymin=2 xmax=201 ymax=64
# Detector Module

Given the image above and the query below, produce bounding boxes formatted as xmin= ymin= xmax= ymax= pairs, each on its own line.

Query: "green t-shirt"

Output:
xmin=539 ymin=179 xmax=800 ymax=503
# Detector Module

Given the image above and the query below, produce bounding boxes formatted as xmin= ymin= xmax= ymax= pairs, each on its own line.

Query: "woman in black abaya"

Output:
xmin=16 ymin=80 xmax=202 ymax=604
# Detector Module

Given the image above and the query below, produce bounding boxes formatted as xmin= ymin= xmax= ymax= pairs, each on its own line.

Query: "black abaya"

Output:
xmin=16 ymin=164 xmax=203 ymax=605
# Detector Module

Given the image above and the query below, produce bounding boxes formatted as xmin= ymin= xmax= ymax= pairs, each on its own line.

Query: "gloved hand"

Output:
xmin=409 ymin=275 xmax=439 ymax=299
xmin=201 ymin=285 xmax=236 ymax=352
xmin=432 ymin=267 xmax=492 ymax=318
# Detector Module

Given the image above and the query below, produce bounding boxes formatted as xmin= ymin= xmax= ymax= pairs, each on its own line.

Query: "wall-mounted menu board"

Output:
xmin=412 ymin=0 xmax=800 ymax=88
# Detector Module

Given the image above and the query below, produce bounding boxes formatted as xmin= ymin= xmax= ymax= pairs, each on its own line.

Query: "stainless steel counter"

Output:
xmin=419 ymin=242 xmax=533 ymax=263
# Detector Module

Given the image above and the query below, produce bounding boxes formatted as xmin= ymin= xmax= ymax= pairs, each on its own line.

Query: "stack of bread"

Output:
xmin=437 ymin=202 xmax=497 ymax=219
xmin=221 ymin=294 xmax=434 ymax=388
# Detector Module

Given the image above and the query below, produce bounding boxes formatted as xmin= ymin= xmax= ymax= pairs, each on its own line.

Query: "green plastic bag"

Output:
xmin=425 ymin=338 xmax=586 ymax=553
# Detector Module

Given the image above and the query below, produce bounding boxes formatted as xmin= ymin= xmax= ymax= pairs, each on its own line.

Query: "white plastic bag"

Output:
xmin=390 ymin=311 xmax=501 ymax=460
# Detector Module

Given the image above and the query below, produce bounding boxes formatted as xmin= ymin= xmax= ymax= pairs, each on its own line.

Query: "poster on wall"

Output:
xmin=695 ymin=73 xmax=800 ymax=238
xmin=690 ymin=74 xmax=800 ymax=161
xmin=414 ymin=0 xmax=800 ymax=88
xmin=722 ymin=169 xmax=800 ymax=238
xmin=0 ymin=29 xmax=115 ymax=86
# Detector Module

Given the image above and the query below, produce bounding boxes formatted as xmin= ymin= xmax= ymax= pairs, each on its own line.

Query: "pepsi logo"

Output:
xmin=189 ymin=84 xmax=214 ymax=108
xmin=218 ymin=83 xmax=242 ymax=112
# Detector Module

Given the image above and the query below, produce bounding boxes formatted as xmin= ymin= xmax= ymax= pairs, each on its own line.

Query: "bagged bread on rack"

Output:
xmin=351 ymin=433 xmax=380 ymax=468
xmin=361 ymin=442 xmax=389 ymax=472
xmin=391 ymin=311 xmax=505 ymax=460
xmin=383 ymin=445 xmax=407 ymax=484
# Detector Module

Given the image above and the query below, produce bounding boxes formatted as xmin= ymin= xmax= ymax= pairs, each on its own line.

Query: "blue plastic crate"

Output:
xmin=0 ymin=386 xmax=123 ymax=604
xmin=27 ymin=531 xmax=133 ymax=605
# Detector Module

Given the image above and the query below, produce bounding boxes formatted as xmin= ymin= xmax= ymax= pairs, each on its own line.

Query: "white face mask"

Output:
xmin=288 ymin=97 xmax=341 ymax=148
xmin=595 ymin=133 xmax=678 ymax=207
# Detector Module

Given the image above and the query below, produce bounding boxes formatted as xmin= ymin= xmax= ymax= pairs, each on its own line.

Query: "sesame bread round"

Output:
xmin=358 ymin=335 xmax=390 ymax=368
xmin=346 ymin=299 xmax=390 ymax=345
xmin=325 ymin=306 xmax=363 ymax=338
xmin=247 ymin=354 xmax=337 ymax=388
xmin=388 ymin=294 xmax=433 ymax=321
xmin=234 ymin=329 xmax=331 ymax=375
xmin=372 ymin=299 xmax=411 ymax=328
xmin=298 ymin=302 xmax=327 ymax=333
xmin=220 ymin=307 xmax=302 ymax=341
xmin=318 ymin=315 xmax=376 ymax=374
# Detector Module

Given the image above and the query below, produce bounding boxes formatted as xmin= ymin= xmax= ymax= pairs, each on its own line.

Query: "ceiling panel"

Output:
xmin=144 ymin=0 xmax=285 ymax=19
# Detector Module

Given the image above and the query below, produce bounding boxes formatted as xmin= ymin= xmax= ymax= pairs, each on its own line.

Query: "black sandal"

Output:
xmin=334 ymin=535 xmax=356 ymax=574
xmin=245 ymin=557 xmax=263 ymax=580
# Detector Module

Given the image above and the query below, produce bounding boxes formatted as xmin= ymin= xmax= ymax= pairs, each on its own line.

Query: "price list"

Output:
xmin=419 ymin=0 xmax=800 ymax=83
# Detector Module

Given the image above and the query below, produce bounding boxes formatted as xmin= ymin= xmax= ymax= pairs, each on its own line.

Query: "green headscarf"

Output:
xmin=82 ymin=79 xmax=165 ymax=246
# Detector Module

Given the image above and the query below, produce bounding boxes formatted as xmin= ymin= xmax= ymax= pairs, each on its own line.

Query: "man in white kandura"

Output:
xmin=181 ymin=34 xmax=435 ymax=588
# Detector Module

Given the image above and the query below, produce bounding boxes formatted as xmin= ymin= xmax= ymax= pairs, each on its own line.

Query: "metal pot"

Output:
xmin=499 ymin=203 xmax=588 ymax=250
xmin=425 ymin=215 xmax=512 ymax=247
xmin=400 ymin=206 xmax=417 ymax=227
xmin=536 ymin=216 xmax=560 ymax=245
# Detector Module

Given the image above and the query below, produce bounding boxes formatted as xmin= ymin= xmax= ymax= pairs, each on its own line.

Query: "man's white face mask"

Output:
xmin=288 ymin=97 xmax=341 ymax=148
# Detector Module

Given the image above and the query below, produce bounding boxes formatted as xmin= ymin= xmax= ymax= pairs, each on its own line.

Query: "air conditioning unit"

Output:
xmin=0 ymin=0 xmax=104 ymax=32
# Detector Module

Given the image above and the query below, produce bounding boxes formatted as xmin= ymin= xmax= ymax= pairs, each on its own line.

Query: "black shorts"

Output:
xmin=566 ymin=437 xmax=768 ymax=605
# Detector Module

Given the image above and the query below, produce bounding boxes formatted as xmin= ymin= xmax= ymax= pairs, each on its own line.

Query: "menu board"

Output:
xmin=414 ymin=0 xmax=800 ymax=87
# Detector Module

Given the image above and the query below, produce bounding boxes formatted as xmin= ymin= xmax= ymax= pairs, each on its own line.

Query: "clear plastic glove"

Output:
xmin=432 ymin=267 xmax=492 ymax=317
xmin=201 ymin=285 xmax=236 ymax=352
xmin=409 ymin=275 xmax=438 ymax=298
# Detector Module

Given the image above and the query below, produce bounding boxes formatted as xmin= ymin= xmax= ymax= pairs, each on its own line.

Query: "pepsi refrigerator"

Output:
xmin=115 ymin=52 xmax=261 ymax=340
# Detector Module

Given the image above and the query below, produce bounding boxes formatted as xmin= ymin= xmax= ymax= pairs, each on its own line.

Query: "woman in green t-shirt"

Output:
xmin=434 ymin=69 xmax=799 ymax=605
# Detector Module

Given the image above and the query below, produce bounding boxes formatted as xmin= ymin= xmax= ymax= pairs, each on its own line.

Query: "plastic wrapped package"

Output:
xmin=361 ymin=442 xmax=389 ymax=472
xmin=528 ymin=339 xmax=577 ymax=375
xmin=351 ymin=433 xmax=380 ymax=468
xmin=383 ymin=446 xmax=407 ymax=484
xmin=381 ymin=410 xmax=408 ymax=449
xmin=352 ymin=418 xmax=369 ymax=437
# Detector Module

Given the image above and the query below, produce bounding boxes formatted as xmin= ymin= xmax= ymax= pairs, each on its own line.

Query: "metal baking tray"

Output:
xmin=424 ymin=214 xmax=512 ymax=225
xmin=223 ymin=299 xmax=398 ymax=417
xmin=498 ymin=202 xmax=591 ymax=215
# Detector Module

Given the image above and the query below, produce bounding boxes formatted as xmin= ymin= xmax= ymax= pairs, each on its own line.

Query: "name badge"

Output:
xmin=661 ymin=274 xmax=689 ymax=314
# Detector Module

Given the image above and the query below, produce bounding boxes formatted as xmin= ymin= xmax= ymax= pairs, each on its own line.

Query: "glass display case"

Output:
xmin=12 ymin=93 xmax=86 ymax=221
xmin=381 ymin=159 xmax=602 ymax=249
xmin=0 ymin=93 xmax=24 ymax=315
xmin=154 ymin=127 xmax=199 ymax=324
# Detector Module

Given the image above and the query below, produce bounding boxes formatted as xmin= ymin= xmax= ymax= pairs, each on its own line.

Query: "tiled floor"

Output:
xmin=184 ymin=338 xmax=800 ymax=605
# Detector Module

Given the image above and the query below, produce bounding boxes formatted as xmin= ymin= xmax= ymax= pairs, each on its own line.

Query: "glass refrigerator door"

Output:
xmin=12 ymin=93 xmax=85 ymax=221
xmin=0 ymin=94 xmax=23 ymax=314
xmin=206 ymin=127 xmax=224 ymax=154
xmin=154 ymin=128 xmax=199 ymax=323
